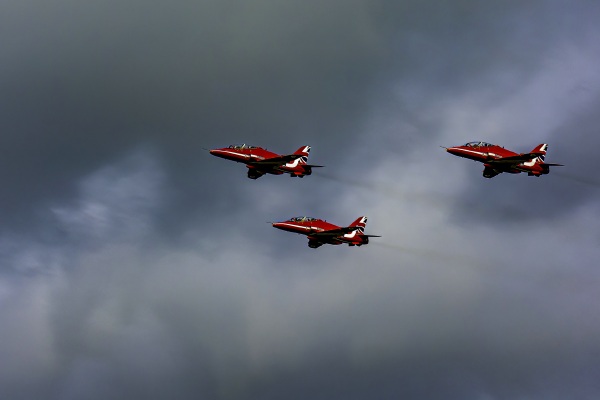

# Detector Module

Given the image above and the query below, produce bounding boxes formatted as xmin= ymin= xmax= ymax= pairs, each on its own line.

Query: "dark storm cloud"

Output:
xmin=1 ymin=0 xmax=393 ymax=232
xmin=3 ymin=0 xmax=594 ymax=233
xmin=2 ymin=1 xmax=600 ymax=400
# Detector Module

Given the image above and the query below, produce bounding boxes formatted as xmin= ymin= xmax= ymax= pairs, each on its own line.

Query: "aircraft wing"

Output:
xmin=248 ymin=154 xmax=303 ymax=166
xmin=487 ymin=152 xmax=542 ymax=164
xmin=310 ymin=226 xmax=360 ymax=237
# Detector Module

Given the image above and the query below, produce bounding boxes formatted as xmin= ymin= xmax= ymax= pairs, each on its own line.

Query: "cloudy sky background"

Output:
xmin=1 ymin=0 xmax=599 ymax=399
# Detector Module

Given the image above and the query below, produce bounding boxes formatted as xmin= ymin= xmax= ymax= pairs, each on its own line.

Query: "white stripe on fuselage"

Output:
xmin=276 ymin=222 xmax=322 ymax=232
xmin=457 ymin=148 xmax=504 ymax=161
xmin=285 ymin=158 xmax=303 ymax=168
xmin=457 ymin=148 xmax=487 ymax=157
xmin=276 ymin=222 xmax=309 ymax=230
xmin=459 ymin=148 xmax=538 ymax=167
xmin=217 ymin=150 xmax=262 ymax=160
xmin=521 ymin=159 xmax=537 ymax=167
xmin=343 ymin=231 xmax=358 ymax=239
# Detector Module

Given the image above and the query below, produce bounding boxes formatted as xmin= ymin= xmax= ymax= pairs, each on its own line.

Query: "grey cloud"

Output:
xmin=3 ymin=211 xmax=599 ymax=399
xmin=2 ymin=1 xmax=600 ymax=399
xmin=450 ymin=92 xmax=600 ymax=226
xmin=4 ymin=0 xmax=595 ymax=232
xmin=1 ymin=0 xmax=393 ymax=231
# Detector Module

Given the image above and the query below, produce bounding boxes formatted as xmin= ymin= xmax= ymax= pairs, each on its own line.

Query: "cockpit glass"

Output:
xmin=289 ymin=216 xmax=316 ymax=222
xmin=227 ymin=144 xmax=258 ymax=150
xmin=465 ymin=141 xmax=493 ymax=147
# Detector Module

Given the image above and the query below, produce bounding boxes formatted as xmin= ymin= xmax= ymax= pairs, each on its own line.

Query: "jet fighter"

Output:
xmin=445 ymin=142 xmax=563 ymax=178
xmin=272 ymin=216 xmax=380 ymax=248
xmin=209 ymin=144 xmax=322 ymax=179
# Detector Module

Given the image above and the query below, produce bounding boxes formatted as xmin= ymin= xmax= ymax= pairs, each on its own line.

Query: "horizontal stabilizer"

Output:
xmin=544 ymin=163 xmax=564 ymax=166
xmin=304 ymin=164 xmax=324 ymax=168
xmin=362 ymin=234 xmax=382 ymax=238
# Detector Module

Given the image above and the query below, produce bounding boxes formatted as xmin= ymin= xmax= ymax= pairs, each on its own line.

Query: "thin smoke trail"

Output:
xmin=314 ymin=172 xmax=527 ymax=219
xmin=553 ymin=171 xmax=600 ymax=189
xmin=372 ymin=242 xmax=479 ymax=266
xmin=314 ymin=172 xmax=448 ymax=205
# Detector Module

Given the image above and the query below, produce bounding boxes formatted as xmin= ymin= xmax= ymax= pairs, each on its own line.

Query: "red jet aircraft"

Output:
xmin=445 ymin=142 xmax=563 ymax=178
xmin=209 ymin=144 xmax=322 ymax=179
xmin=272 ymin=216 xmax=380 ymax=248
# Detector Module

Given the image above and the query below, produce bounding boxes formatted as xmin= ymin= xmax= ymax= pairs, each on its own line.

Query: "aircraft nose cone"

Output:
xmin=272 ymin=222 xmax=284 ymax=230
xmin=446 ymin=147 xmax=460 ymax=155
xmin=209 ymin=149 xmax=227 ymax=158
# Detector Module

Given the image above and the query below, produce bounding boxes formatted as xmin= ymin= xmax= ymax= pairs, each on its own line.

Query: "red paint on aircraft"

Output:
xmin=272 ymin=216 xmax=380 ymax=248
xmin=445 ymin=142 xmax=563 ymax=178
xmin=210 ymin=144 xmax=322 ymax=179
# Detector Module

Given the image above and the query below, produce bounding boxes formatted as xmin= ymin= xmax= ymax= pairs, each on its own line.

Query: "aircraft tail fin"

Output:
xmin=293 ymin=146 xmax=311 ymax=164
xmin=529 ymin=144 xmax=564 ymax=172
xmin=530 ymin=143 xmax=548 ymax=163
xmin=349 ymin=216 xmax=368 ymax=233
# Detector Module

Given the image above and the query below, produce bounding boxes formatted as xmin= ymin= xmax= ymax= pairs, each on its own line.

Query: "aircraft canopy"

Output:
xmin=464 ymin=141 xmax=494 ymax=148
xmin=228 ymin=144 xmax=259 ymax=150
xmin=288 ymin=216 xmax=318 ymax=222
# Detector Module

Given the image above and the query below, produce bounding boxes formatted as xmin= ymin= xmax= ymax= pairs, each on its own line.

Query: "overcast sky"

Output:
xmin=1 ymin=1 xmax=600 ymax=399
